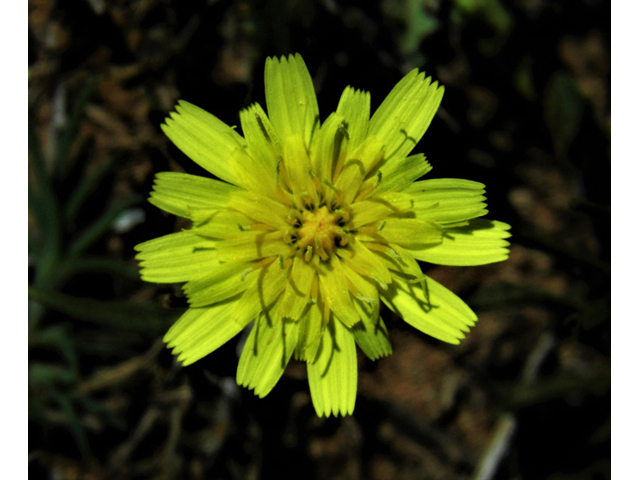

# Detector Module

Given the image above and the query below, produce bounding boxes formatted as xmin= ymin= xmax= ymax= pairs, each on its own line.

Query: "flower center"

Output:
xmin=285 ymin=205 xmax=350 ymax=261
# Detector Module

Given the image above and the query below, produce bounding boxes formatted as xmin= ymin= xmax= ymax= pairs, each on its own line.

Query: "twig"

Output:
xmin=472 ymin=332 xmax=556 ymax=480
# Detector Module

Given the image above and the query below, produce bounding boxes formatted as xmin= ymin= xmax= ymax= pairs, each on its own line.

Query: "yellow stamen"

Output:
xmin=304 ymin=245 xmax=313 ymax=262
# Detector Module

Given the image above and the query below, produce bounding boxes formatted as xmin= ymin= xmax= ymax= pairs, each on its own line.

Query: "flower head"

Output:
xmin=135 ymin=54 xmax=511 ymax=416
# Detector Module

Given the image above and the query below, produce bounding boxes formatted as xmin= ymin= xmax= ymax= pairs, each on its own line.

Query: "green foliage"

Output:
xmin=544 ymin=72 xmax=587 ymax=160
xmin=28 ymin=79 xmax=180 ymax=459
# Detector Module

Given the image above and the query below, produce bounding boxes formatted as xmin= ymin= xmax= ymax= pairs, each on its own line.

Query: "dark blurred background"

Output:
xmin=28 ymin=0 xmax=610 ymax=479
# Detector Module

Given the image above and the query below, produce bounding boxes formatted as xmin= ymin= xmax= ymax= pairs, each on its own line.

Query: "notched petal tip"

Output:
xmin=307 ymin=319 xmax=358 ymax=418
xmin=266 ymin=52 xmax=303 ymax=66
xmin=382 ymin=275 xmax=477 ymax=344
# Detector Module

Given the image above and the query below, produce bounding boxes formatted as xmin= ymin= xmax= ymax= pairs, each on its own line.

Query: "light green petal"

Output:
xmin=215 ymin=231 xmax=291 ymax=263
xmin=310 ymin=112 xmax=346 ymax=183
xmin=134 ymin=231 xmax=217 ymax=283
xmin=281 ymin=134 xmax=318 ymax=199
xmin=183 ymin=262 xmax=252 ymax=307
xmin=337 ymin=239 xmax=392 ymax=289
xmin=239 ymin=103 xmax=281 ymax=169
xmin=228 ymin=191 xmax=290 ymax=229
xmin=352 ymin=299 xmax=392 ymax=361
xmin=276 ymin=256 xmax=316 ymax=321
xmin=190 ymin=210 xmax=256 ymax=239
xmin=148 ymin=172 xmax=238 ymax=219
xmin=307 ymin=317 xmax=357 ymax=417
xmin=237 ymin=259 xmax=290 ymax=320
xmin=406 ymin=177 xmax=485 ymax=197
xmin=341 ymin=260 xmax=379 ymax=303
xmin=236 ymin=103 xmax=289 ymax=198
xmin=408 ymin=219 xmax=511 ymax=266
xmin=407 ymin=178 xmax=488 ymax=226
xmin=296 ymin=304 xmax=323 ymax=362
xmin=349 ymin=192 xmax=413 ymax=229
xmin=367 ymin=242 xmax=425 ymax=283
xmin=364 ymin=154 xmax=433 ymax=197
xmin=381 ymin=276 xmax=477 ymax=345
xmin=164 ymin=301 xmax=246 ymax=366
xmin=384 ymin=243 xmax=426 ymax=282
xmin=237 ymin=313 xmax=300 ymax=398
xmin=369 ymin=71 xmax=444 ymax=165
xmin=264 ymin=54 xmax=319 ymax=146
xmin=335 ymin=136 xmax=385 ymax=203
xmin=318 ymin=259 xmax=362 ymax=328
xmin=161 ymin=101 xmax=247 ymax=185
xmin=336 ymin=86 xmax=370 ymax=156
xmin=175 ymin=262 xmax=287 ymax=364
xmin=359 ymin=217 xmax=442 ymax=249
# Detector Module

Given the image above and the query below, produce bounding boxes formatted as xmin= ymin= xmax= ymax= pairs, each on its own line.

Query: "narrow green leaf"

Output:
xmin=68 ymin=196 xmax=142 ymax=257
xmin=61 ymin=256 xmax=141 ymax=281
xmin=30 ymin=325 xmax=79 ymax=372
xmin=49 ymin=388 xmax=91 ymax=458
xmin=544 ymin=71 xmax=585 ymax=160
xmin=54 ymin=77 xmax=101 ymax=179
xmin=64 ymin=156 xmax=114 ymax=225
xmin=29 ymin=121 xmax=63 ymax=287
xmin=28 ymin=286 xmax=182 ymax=335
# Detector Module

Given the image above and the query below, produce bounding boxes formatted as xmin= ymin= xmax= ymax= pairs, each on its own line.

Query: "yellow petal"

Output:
xmin=361 ymin=154 xmax=432 ymax=197
xmin=369 ymin=71 xmax=444 ymax=165
xmin=236 ymin=258 xmax=289 ymax=320
xmin=381 ymin=276 xmax=477 ymax=344
xmin=276 ymin=256 xmax=316 ymax=321
xmin=368 ymin=242 xmax=425 ymax=283
xmin=408 ymin=219 xmax=511 ymax=266
xmin=134 ymin=231 xmax=217 ymax=283
xmin=349 ymin=192 xmax=413 ymax=229
xmin=342 ymin=263 xmax=379 ymax=304
xmin=307 ymin=317 xmax=357 ymax=417
xmin=215 ymin=231 xmax=291 ymax=263
xmin=336 ymin=86 xmax=370 ymax=156
xmin=310 ymin=112 xmax=347 ymax=183
xmin=296 ymin=303 xmax=323 ymax=362
xmin=239 ymin=102 xmax=281 ymax=170
xmin=265 ymin=54 xmax=319 ymax=146
xmin=190 ymin=210 xmax=256 ymax=239
xmin=161 ymin=101 xmax=246 ymax=185
xmin=148 ymin=172 xmax=237 ymax=219
xmin=352 ymin=299 xmax=392 ymax=360
xmin=318 ymin=259 xmax=362 ymax=328
xmin=334 ymin=136 xmax=385 ymax=203
xmin=229 ymin=191 xmax=290 ymax=229
xmin=408 ymin=178 xmax=488 ymax=226
xmin=358 ymin=217 xmax=442 ymax=249
xmin=237 ymin=312 xmax=300 ymax=397
xmin=183 ymin=261 xmax=254 ymax=307
xmin=281 ymin=134 xmax=318 ymax=200
xmin=165 ymin=302 xmax=246 ymax=366
xmin=337 ymin=239 xmax=391 ymax=289
xmin=236 ymin=103 xmax=283 ymax=197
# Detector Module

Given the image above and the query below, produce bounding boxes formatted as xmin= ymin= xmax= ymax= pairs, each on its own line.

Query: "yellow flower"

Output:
xmin=135 ymin=54 xmax=511 ymax=416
